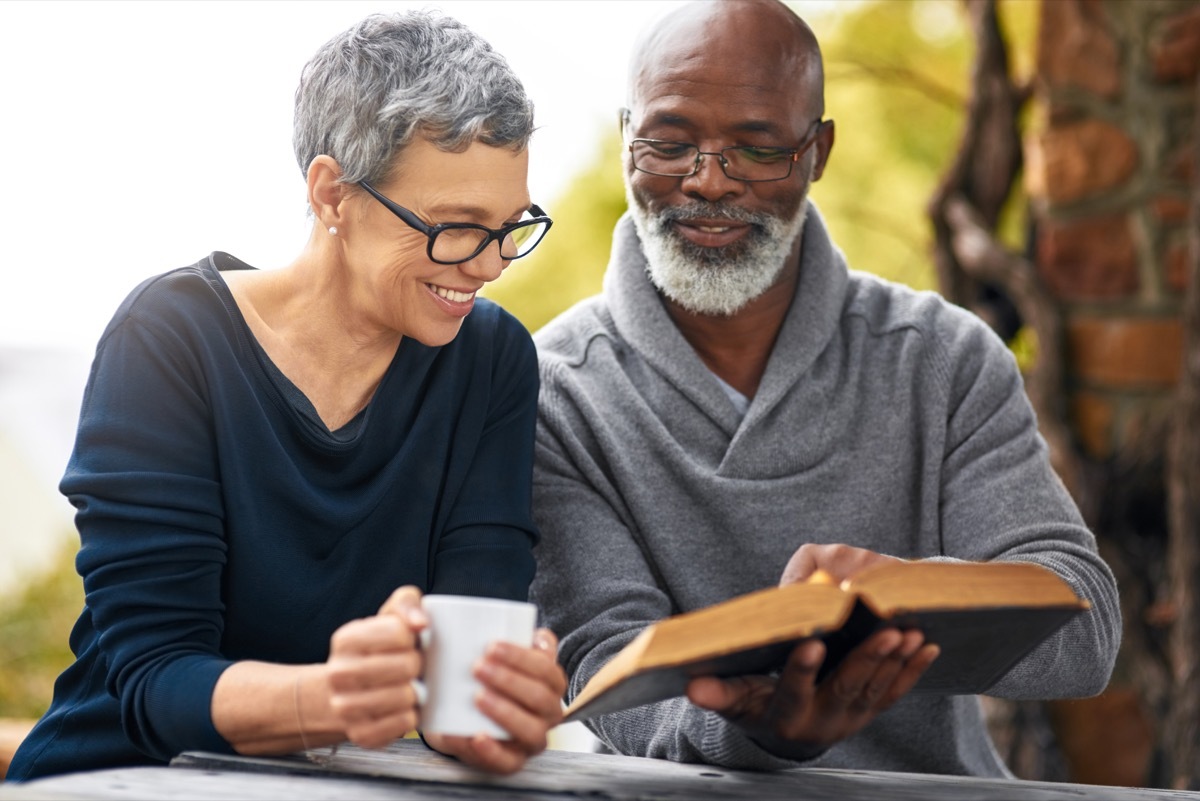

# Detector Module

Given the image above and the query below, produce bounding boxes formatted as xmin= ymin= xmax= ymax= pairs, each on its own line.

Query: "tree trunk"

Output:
xmin=1164 ymin=73 xmax=1200 ymax=792
xmin=928 ymin=3 xmax=1072 ymax=778
xmin=929 ymin=0 xmax=1195 ymax=785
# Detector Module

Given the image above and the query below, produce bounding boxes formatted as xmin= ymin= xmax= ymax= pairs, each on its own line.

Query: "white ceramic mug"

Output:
xmin=417 ymin=594 xmax=538 ymax=739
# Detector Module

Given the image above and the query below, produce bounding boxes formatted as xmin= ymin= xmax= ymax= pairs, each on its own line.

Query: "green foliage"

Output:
xmin=0 ymin=541 xmax=81 ymax=718
xmin=486 ymin=0 xmax=1038 ymax=337
xmin=809 ymin=0 xmax=969 ymax=292
xmin=482 ymin=130 xmax=628 ymax=333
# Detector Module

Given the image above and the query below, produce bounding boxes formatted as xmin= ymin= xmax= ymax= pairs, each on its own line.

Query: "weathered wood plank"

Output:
xmin=0 ymin=765 xmax=567 ymax=800
xmin=169 ymin=740 xmax=1200 ymax=801
xmin=6 ymin=739 xmax=1200 ymax=800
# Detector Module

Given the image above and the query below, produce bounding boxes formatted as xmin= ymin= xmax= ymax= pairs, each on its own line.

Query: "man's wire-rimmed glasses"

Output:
xmin=627 ymin=119 xmax=831 ymax=183
xmin=359 ymin=181 xmax=552 ymax=265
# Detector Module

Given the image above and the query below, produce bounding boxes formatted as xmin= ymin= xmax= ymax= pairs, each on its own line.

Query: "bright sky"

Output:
xmin=0 ymin=0 xmax=840 ymax=353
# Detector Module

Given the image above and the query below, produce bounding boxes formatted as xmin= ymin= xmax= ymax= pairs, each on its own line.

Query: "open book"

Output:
xmin=563 ymin=560 xmax=1089 ymax=722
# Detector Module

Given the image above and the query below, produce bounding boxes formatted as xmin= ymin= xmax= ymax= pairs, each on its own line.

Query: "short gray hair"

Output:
xmin=293 ymin=10 xmax=534 ymax=185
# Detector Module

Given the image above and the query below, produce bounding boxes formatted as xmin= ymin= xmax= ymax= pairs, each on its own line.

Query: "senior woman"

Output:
xmin=9 ymin=11 xmax=564 ymax=780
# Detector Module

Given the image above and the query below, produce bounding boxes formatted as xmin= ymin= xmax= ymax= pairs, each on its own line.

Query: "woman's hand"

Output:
xmin=423 ymin=627 xmax=567 ymax=775
xmin=325 ymin=586 xmax=428 ymax=749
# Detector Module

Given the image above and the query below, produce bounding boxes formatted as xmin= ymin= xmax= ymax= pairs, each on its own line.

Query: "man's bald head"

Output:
xmin=620 ymin=0 xmax=835 ymax=318
xmin=627 ymin=0 xmax=825 ymax=122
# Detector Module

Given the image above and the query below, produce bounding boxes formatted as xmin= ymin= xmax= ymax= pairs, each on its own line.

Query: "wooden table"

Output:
xmin=2 ymin=739 xmax=1196 ymax=801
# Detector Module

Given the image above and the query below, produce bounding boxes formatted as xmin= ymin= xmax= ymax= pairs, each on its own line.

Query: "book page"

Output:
xmin=848 ymin=560 xmax=1087 ymax=617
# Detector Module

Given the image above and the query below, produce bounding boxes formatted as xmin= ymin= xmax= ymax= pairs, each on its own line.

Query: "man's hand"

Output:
xmin=779 ymin=542 xmax=904 ymax=587
xmin=687 ymin=542 xmax=937 ymax=760
xmin=422 ymin=628 xmax=567 ymax=775
xmin=687 ymin=629 xmax=938 ymax=760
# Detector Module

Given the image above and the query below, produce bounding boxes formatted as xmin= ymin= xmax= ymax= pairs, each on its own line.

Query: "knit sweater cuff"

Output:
xmin=700 ymin=711 xmax=825 ymax=770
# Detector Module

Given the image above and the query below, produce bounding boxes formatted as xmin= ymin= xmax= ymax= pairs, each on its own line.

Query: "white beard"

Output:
xmin=626 ymin=188 xmax=809 ymax=317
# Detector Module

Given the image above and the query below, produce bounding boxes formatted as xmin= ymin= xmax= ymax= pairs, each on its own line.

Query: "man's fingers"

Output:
xmin=854 ymin=631 xmax=922 ymax=710
xmin=687 ymin=673 xmax=780 ymax=720
xmin=822 ymin=630 xmax=902 ymax=711
xmin=879 ymin=643 xmax=940 ymax=708
xmin=762 ymin=639 xmax=824 ymax=738
xmin=779 ymin=545 xmax=905 ymax=587
xmin=779 ymin=548 xmax=821 ymax=586
xmin=686 ymin=630 xmax=936 ymax=756
xmin=685 ymin=676 xmax=736 ymax=711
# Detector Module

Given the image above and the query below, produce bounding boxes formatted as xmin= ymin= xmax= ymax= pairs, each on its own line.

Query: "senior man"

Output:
xmin=529 ymin=0 xmax=1120 ymax=777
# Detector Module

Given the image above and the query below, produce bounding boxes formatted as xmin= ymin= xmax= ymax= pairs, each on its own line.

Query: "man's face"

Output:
xmin=623 ymin=18 xmax=829 ymax=316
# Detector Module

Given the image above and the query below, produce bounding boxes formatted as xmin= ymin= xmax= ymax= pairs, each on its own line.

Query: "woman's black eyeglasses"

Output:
xmin=359 ymin=181 xmax=552 ymax=265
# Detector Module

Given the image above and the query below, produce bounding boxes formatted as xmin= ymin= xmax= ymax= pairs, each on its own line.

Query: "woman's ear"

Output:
xmin=307 ymin=155 xmax=346 ymax=230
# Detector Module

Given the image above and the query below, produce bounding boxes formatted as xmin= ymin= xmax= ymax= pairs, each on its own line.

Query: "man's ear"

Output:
xmin=307 ymin=155 xmax=346 ymax=229
xmin=810 ymin=119 xmax=835 ymax=182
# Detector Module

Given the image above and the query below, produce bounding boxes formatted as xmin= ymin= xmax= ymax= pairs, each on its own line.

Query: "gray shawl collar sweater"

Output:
xmin=531 ymin=208 xmax=1120 ymax=776
xmin=604 ymin=205 xmax=847 ymax=467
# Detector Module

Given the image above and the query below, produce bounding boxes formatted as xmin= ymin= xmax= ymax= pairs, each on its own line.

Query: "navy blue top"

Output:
xmin=10 ymin=253 xmax=539 ymax=779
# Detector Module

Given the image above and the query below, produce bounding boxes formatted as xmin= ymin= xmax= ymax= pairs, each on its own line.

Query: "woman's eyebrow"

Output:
xmin=426 ymin=202 xmax=532 ymax=222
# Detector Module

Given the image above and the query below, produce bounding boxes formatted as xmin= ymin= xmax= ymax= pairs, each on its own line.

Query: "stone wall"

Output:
xmin=1027 ymin=0 xmax=1198 ymax=460
xmin=1022 ymin=0 xmax=1199 ymax=786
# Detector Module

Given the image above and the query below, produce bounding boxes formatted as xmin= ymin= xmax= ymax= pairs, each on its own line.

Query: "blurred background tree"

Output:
xmin=928 ymin=0 xmax=1199 ymax=790
xmin=0 ymin=541 xmax=81 ymax=719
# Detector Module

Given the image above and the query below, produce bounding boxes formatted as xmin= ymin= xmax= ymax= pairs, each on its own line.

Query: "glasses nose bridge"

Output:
xmin=474 ymin=229 xmax=511 ymax=263
xmin=691 ymin=148 xmax=732 ymax=179
xmin=458 ymin=235 xmax=509 ymax=280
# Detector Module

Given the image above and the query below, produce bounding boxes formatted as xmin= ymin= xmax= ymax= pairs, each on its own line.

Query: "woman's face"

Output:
xmin=346 ymin=138 xmax=532 ymax=347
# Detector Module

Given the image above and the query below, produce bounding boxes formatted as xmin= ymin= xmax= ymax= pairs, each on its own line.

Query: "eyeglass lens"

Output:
xmin=430 ymin=217 xmax=550 ymax=264
xmin=630 ymin=142 xmax=797 ymax=181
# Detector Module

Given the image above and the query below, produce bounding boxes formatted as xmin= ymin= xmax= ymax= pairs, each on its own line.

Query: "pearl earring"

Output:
xmin=328 ymin=226 xmax=338 ymax=236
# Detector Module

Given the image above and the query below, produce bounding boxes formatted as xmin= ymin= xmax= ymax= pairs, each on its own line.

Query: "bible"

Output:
xmin=563 ymin=560 xmax=1089 ymax=722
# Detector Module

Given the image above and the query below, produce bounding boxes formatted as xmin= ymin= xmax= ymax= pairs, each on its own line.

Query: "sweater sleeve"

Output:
xmin=531 ymin=361 xmax=801 ymax=769
xmin=932 ymin=310 xmax=1121 ymax=698
xmin=430 ymin=310 xmax=539 ymax=602
xmin=62 ymin=312 xmax=235 ymax=762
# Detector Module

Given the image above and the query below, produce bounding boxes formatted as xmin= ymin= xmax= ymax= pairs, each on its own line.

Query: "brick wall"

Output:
xmin=1026 ymin=0 xmax=1199 ymax=460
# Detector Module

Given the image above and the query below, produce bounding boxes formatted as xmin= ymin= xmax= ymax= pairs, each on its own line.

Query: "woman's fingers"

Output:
xmin=474 ymin=687 xmax=551 ymax=754
xmin=331 ymin=613 xmax=422 ymax=655
xmin=378 ymin=585 xmax=429 ymax=630
xmin=472 ymin=629 xmax=567 ymax=716
xmin=429 ymin=733 xmax=529 ymax=775
xmin=480 ymin=640 xmax=566 ymax=698
xmin=475 ymin=660 xmax=562 ymax=721
xmin=423 ymin=629 xmax=564 ymax=760
xmin=326 ymin=601 xmax=429 ymax=749
xmin=342 ymin=705 xmax=420 ymax=750
xmin=328 ymin=650 xmax=421 ymax=690
xmin=329 ymin=671 xmax=424 ymax=718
